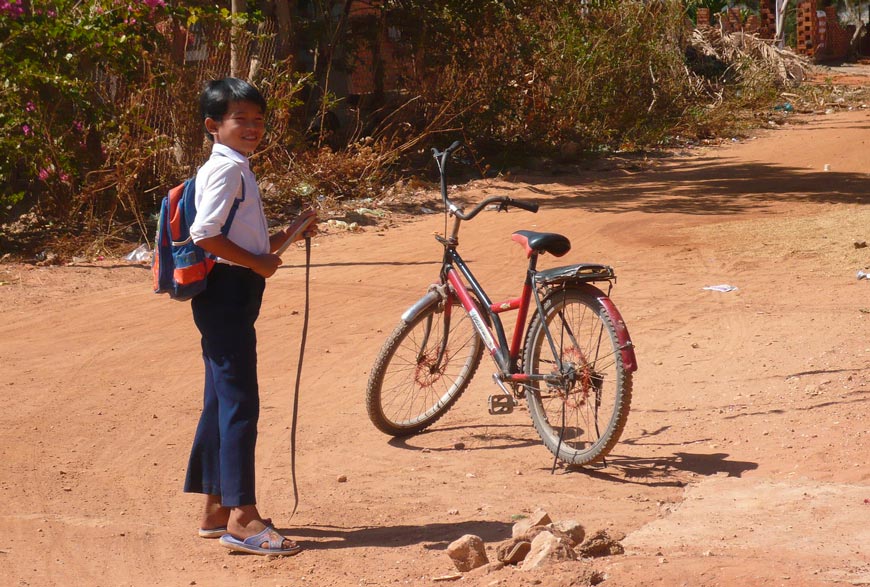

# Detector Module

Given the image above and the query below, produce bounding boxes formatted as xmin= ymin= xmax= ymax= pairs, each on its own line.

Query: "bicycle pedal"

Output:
xmin=488 ymin=394 xmax=515 ymax=415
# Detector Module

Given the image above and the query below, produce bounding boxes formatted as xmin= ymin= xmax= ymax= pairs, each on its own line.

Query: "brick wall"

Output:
xmin=346 ymin=0 xmax=417 ymax=96
xmin=796 ymin=1 xmax=817 ymax=57
xmin=710 ymin=3 xmax=775 ymax=39
xmin=795 ymin=1 xmax=854 ymax=61
xmin=760 ymin=2 xmax=775 ymax=39
xmin=824 ymin=5 xmax=854 ymax=60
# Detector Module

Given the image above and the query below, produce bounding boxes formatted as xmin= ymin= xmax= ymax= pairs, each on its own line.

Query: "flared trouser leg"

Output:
xmin=184 ymin=264 xmax=265 ymax=507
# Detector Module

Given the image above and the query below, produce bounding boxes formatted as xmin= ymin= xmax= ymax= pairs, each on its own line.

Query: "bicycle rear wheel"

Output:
xmin=523 ymin=286 xmax=632 ymax=466
xmin=366 ymin=292 xmax=484 ymax=436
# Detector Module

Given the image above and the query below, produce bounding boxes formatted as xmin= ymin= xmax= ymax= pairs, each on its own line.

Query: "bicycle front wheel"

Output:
xmin=523 ymin=286 xmax=632 ymax=466
xmin=366 ymin=293 xmax=484 ymax=436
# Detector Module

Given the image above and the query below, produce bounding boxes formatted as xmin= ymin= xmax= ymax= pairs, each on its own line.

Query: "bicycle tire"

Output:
xmin=366 ymin=291 xmax=484 ymax=436
xmin=523 ymin=286 xmax=632 ymax=466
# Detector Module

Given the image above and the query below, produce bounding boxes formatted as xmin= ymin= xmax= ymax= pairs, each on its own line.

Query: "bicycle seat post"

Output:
xmin=521 ymin=249 xmax=540 ymax=291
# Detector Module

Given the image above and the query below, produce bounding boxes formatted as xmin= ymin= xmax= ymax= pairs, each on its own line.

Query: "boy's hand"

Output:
xmin=284 ymin=210 xmax=318 ymax=244
xmin=251 ymin=253 xmax=282 ymax=278
xmin=301 ymin=225 xmax=319 ymax=240
xmin=273 ymin=209 xmax=318 ymax=255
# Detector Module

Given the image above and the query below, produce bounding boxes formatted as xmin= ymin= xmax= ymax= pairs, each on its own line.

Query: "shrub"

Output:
xmin=0 ymin=0 xmax=173 ymax=222
xmin=0 ymin=0 xmax=795 ymax=258
xmin=400 ymin=0 xmax=697 ymax=156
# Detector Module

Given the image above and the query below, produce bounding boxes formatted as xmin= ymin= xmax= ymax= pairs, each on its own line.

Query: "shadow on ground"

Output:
xmin=287 ymin=520 xmax=512 ymax=551
xmin=556 ymin=450 xmax=758 ymax=487
xmin=501 ymin=155 xmax=870 ymax=215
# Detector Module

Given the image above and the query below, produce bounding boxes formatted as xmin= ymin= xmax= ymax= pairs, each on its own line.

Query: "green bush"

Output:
xmin=0 ymin=0 xmax=790 ymax=257
xmin=400 ymin=0 xmax=697 ymax=155
xmin=0 ymin=0 xmax=174 ymax=220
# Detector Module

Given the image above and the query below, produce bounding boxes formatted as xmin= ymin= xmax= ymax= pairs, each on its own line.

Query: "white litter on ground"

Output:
xmin=702 ymin=284 xmax=738 ymax=292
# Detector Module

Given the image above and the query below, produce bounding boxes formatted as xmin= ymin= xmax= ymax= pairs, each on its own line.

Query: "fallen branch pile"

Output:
xmin=690 ymin=26 xmax=812 ymax=87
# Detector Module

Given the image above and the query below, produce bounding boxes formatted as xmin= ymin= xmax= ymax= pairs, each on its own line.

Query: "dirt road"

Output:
xmin=2 ymin=108 xmax=869 ymax=586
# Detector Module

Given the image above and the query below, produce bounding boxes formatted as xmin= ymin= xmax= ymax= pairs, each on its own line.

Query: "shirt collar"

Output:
xmin=211 ymin=143 xmax=250 ymax=168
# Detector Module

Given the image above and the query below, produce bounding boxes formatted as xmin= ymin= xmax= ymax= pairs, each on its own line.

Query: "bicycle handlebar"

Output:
xmin=432 ymin=141 xmax=462 ymax=160
xmin=433 ymin=142 xmax=538 ymax=221
xmin=450 ymin=196 xmax=539 ymax=221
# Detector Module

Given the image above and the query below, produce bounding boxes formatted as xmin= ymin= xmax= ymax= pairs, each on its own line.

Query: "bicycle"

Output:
xmin=365 ymin=142 xmax=637 ymax=466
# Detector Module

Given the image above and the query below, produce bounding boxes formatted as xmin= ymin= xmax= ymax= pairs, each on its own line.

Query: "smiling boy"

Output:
xmin=184 ymin=78 xmax=309 ymax=556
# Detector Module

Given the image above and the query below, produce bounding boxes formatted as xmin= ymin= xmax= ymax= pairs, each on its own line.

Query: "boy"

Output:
xmin=185 ymin=77 xmax=310 ymax=556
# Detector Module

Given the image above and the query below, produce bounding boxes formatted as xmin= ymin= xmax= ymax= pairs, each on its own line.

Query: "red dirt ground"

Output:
xmin=2 ymin=107 xmax=869 ymax=587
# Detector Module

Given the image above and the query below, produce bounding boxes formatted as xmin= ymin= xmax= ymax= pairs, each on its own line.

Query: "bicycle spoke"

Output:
xmin=524 ymin=287 xmax=632 ymax=466
xmin=367 ymin=297 xmax=484 ymax=435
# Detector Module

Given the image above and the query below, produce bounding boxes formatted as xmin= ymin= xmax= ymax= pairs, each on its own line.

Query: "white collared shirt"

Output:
xmin=190 ymin=143 xmax=270 ymax=262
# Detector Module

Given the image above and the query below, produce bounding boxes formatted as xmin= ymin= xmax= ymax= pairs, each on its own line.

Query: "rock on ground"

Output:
xmin=446 ymin=534 xmax=489 ymax=572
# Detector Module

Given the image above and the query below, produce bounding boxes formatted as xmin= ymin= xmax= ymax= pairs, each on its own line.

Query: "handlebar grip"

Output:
xmin=509 ymin=198 xmax=539 ymax=213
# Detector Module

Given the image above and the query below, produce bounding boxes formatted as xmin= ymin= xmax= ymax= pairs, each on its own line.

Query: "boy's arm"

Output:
xmin=197 ymin=234 xmax=282 ymax=278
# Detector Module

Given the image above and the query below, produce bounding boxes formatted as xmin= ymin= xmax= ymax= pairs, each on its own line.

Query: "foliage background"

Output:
xmin=0 ymin=0 xmax=810 ymax=258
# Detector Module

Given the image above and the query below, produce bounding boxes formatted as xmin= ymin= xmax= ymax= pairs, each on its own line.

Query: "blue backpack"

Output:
xmin=152 ymin=176 xmax=244 ymax=301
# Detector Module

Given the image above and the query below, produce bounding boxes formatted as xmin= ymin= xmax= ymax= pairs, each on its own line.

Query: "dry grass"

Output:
xmin=682 ymin=205 xmax=870 ymax=273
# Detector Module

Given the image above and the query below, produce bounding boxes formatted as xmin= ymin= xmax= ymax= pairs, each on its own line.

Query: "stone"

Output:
xmin=576 ymin=529 xmax=625 ymax=558
xmin=465 ymin=561 xmax=505 ymax=578
xmin=546 ymin=519 xmax=585 ymax=547
xmin=527 ymin=508 xmax=552 ymax=527
xmin=511 ymin=509 xmax=552 ymax=538
xmin=495 ymin=538 xmax=532 ymax=564
xmin=432 ymin=573 xmax=462 ymax=582
xmin=520 ymin=531 xmax=576 ymax=570
xmin=446 ymin=534 xmax=489 ymax=572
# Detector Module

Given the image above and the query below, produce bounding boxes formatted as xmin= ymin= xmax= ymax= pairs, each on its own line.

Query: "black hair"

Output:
xmin=199 ymin=78 xmax=267 ymax=140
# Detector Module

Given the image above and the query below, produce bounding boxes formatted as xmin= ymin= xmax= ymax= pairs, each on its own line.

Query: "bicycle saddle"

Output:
xmin=511 ymin=230 xmax=571 ymax=258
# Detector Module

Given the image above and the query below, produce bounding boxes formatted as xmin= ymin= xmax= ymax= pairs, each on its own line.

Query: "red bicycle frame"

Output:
xmin=441 ymin=245 xmax=553 ymax=386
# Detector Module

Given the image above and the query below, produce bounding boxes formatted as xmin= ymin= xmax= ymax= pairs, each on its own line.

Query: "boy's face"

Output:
xmin=205 ymin=100 xmax=265 ymax=155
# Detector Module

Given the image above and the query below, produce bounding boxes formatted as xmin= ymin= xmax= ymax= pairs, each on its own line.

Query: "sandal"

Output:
xmin=219 ymin=526 xmax=302 ymax=556
xmin=198 ymin=517 xmax=271 ymax=539
xmin=198 ymin=526 xmax=227 ymax=539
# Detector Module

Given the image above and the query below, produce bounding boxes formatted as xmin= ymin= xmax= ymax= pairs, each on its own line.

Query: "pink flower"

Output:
xmin=0 ymin=0 xmax=25 ymax=18
xmin=22 ymin=124 xmax=32 ymax=136
xmin=72 ymin=120 xmax=84 ymax=132
xmin=25 ymin=101 xmax=35 ymax=112
xmin=38 ymin=168 xmax=51 ymax=181
xmin=59 ymin=172 xmax=71 ymax=183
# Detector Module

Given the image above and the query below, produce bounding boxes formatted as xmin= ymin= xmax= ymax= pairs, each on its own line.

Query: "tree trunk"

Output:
xmin=230 ymin=0 xmax=246 ymax=78
xmin=274 ymin=0 xmax=294 ymax=61
xmin=775 ymin=0 xmax=790 ymax=49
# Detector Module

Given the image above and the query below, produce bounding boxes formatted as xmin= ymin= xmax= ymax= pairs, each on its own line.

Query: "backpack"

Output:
xmin=152 ymin=176 xmax=244 ymax=301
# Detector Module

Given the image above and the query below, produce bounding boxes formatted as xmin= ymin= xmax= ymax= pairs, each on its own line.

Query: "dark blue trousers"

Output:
xmin=184 ymin=263 xmax=266 ymax=507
